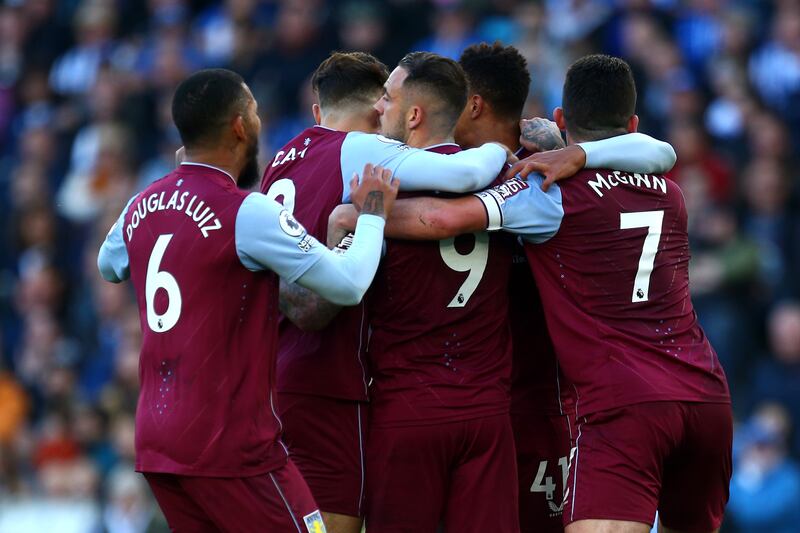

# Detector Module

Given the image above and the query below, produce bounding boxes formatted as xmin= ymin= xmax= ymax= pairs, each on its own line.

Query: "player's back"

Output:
xmin=125 ymin=164 xmax=285 ymax=476
xmin=526 ymin=168 xmax=730 ymax=417
xmin=368 ymin=144 xmax=513 ymax=427
xmin=261 ymin=125 xmax=369 ymax=401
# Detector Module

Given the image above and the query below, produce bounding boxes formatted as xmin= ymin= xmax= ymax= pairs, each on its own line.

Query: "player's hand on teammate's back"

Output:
xmin=518 ymin=118 xmax=566 ymax=154
xmin=349 ymin=164 xmax=400 ymax=219
xmin=506 ymin=144 xmax=587 ymax=192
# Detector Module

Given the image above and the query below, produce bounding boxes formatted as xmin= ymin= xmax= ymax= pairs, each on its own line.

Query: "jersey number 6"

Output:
xmin=146 ymin=234 xmax=182 ymax=333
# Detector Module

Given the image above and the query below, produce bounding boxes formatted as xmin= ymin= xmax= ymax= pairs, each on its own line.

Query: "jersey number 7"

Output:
xmin=619 ymin=210 xmax=664 ymax=303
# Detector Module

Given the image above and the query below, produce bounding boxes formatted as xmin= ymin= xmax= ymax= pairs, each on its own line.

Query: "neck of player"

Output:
xmin=406 ymin=127 xmax=455 ymax=149
xmin=474 ymin=119 xmax=521 ymax=153
xmin=182 ymin=147 xmax=243 ymax=183
xmin=321 ymin=111 xmax=376 ymax=134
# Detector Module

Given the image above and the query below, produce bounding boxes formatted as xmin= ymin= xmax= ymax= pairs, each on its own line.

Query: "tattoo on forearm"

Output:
xmin=279 ymin=279 xmax=340 ymax=330
xmin=362 ymin=191 xmax=384 ymax=216
xmin=521 ymin=121 xmax=566 ymax=151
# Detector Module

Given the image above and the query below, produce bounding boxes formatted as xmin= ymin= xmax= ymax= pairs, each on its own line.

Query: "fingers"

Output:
xmin=361 ymin=163 xmax=374 ymax=181
xmin=505 ymin=160 xmax=525 ymax=179
xmin=350 ymin=173 xmax=358 ymax=191
xmin=541 ymin=175 xmax=555 ymax=192
xmin=507 ymin=161 xmax=547 ymax=180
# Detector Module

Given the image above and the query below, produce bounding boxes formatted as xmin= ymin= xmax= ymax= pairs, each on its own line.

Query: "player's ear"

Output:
xmin=312 ymin=104 xmax=322 ymax=125
xmin=470 ymin=94 xmax=483 ymax=119
xmin=553 ymin=107 xmax=566 ymax=131
xmin=627 ymin=114 xmax=639 ymax=133
xmin=408 ymin=105 xmax=423 ymax=130
xmin=232 ymin=115 xmax=247 ymax=142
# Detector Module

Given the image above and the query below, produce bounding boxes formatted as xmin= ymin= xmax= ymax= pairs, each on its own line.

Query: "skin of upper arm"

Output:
xmin=384 ymin=196 xmax=487 ymax=240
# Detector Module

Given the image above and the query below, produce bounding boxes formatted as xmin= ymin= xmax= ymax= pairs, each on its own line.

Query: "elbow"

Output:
xmin=461 ymin=163 xmax=489 ymax=192
xmin=426 ymin=211 xmax=465 ymax=239
xmin=97 ymin=255 xmax=120 ymax=283
xmin=332 ymin=287 xmax=364 ymax=307
xmin=662 ymin=143 xmax=677 ymax=170
xmin=327 ymin=279 xmax=366 ymax=307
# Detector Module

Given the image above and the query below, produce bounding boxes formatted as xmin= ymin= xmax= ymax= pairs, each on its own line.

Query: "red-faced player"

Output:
xmin=97 ymin=69 xmax=400 ymax=533
xmin=351 ymin=55 xmax=732 ymax=533
xmin=259 ymin=52 xmax=511 ymax=533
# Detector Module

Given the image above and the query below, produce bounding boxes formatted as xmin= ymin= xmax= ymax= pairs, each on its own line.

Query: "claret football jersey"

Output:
xmin=98 ymin=163 xmax=339 ymax=476
xmin=475 ymin=168 xmax=730 ymax=418
xmin=367 ymin=144 xmax=514 ymax=428
xmin=261 ymin=126 xmax=507 ymax=401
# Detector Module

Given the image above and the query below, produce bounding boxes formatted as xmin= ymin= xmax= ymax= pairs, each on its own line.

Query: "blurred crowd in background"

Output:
xmin=0 ymin=0 xmax=799 ymax=531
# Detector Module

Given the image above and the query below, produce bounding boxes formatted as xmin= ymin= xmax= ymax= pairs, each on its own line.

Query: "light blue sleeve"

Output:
xmin=235 ymin=193 xmax=386 ymax=305
xmin=339 ymin=132 xmax=506 ymax=201
xmin=578 ymin=132 xmax=677 ymax=174
xmin=98 ymin=196 xmax=137 ymax=283
xmin=474 ymin=175 xmax=564 ymax=244
xmin=235 ymin=193 xmax=328 ymax=283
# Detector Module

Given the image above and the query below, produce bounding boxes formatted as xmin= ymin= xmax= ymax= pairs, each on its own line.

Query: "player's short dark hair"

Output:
xmin=562 ymin=54 xmax=636 ymax=141
xmin=312 ymin=52 xmax=389 ymax=109
xmin=459 ymin=42 xmax=530 ymax=121
xmin=398 ymin=51 xmax=468 ymax=131
xmin=171 ymin=68 xmax=249 ymax=148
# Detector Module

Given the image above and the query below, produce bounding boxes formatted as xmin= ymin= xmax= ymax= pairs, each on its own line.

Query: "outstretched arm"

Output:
xmin=330 ymin=195 xmax=487 ymax=241
xmin=508 ymin=132 xmax=677 ymax=191
xmin=340 ymin=132 xmax=511 ymax=196
xmin=330 ymin=174 xmax=563 ymax=243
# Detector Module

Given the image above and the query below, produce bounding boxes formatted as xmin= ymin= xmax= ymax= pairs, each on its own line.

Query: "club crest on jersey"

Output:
xmin=279 ymin=209 xmax=305 ymax=237
xmin=303 ymin=510 xmax=326 ymax=533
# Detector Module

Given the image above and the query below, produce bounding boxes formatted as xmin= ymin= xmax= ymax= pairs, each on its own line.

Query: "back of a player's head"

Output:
xmin=398 ymin=51 xmax=468 ymax=133
xmin=312 ymin=52 xmax=389 ymax=110
xmin=172 ymin=69 xmax=249 ymax=149
xmin=459 ymin=42 xmax=530 ymax=121
xmin=562 ymin=55 xmax=636 ymax=141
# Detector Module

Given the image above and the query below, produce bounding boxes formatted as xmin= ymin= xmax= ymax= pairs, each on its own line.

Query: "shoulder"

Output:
xmin=343 ymin=131 xmax=407 ymax=151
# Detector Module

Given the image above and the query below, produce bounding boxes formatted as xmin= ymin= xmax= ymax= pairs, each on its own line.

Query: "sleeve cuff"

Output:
xmin=474 ymin=190 xmax=504 ymax=231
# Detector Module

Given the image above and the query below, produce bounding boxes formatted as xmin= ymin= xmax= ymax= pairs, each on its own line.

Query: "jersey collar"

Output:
xmin=180 ymin=162 xmax=236 ymax=184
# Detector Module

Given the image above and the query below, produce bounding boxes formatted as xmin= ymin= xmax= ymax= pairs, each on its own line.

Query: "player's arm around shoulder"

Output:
xmin=340 ymin=131 xmax=512 ymax=195
xmin=329 ymin=194 xmax=488 ymax=242
xmin=97 ymin=196 xmax=137 ymax=283
xmin=476 ymin=174 xmax=564 ymax=243
xmin=236 ymin=164 xmax=398 ymax=306
xmin=507 ymin=128 xmax=676 ymax=191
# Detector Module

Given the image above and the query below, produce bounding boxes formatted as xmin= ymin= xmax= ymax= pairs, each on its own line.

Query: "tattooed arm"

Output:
xmin=519 ymin=118 xmax=566 ymax=153
xmin=279 ymin=278 xmax=342 ymax=331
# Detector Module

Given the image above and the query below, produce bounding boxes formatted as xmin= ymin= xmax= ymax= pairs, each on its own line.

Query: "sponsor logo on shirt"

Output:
xmin=303 ymin=510 xmax=326 ymax=533
xmin=297 ymin=234 xmax=314 ymax=252
xmin=492 ymin=177 xmax=529 ymax=202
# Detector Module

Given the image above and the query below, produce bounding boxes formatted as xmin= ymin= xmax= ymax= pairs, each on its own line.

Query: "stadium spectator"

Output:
xmin=727 ymin=403 xmax=800 ymax=533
